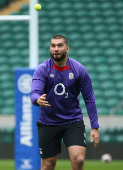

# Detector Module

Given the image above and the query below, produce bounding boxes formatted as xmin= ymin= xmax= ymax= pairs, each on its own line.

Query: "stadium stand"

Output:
xmin=0 ymin=0 xmax=123 ymax=143
xmin=0 ymin=127 xmax=14 ymax=143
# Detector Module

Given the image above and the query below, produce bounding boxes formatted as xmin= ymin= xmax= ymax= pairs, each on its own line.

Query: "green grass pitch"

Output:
xmin=0 ymin=159 xmax=123 ymax=170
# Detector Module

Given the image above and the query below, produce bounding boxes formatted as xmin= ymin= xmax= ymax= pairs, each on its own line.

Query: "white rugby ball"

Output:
xmin=101 ymin=153 xmax=112 ymax=163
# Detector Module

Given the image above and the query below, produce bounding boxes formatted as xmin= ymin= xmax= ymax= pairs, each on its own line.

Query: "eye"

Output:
xmin=58 ymin=44 xmax=63 ymax=47
xmin=51 ymin=44 xmax=55 ymax=47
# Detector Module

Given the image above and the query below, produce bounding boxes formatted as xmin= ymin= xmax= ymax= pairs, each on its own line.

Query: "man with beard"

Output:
xmin=31 ymin=35 xmax=100 ymax=170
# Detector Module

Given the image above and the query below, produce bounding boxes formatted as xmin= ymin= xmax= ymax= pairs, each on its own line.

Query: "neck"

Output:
xmin=53 ymin=57 xmax=67 ymax=67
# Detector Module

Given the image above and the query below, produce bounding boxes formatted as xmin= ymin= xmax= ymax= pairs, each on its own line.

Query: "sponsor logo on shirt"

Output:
xmin=54 ymin=83 xmax=69 ymax=98
xmin=69 ymin=73 xmax=74 ymax=80
xmin=54 ymin=83 xmax=65 ymax=95
xmin=50 ymin=74 xmax=54 ymax=78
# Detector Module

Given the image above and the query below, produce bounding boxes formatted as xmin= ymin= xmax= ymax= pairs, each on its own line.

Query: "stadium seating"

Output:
xmin=0 ymin=127 xmax=14 ymax=144
xmin=0 ymin=0 xmax=6 ymax=9
xmin=1 ymin=125 xmax=123 ymax=144
xmin=0 ymin=0 xmax=123 ymax=117
xmin=85 ymin=126 xmax=123 ymax=143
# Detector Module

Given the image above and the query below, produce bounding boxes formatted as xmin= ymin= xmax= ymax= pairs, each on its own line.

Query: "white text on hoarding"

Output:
xmin=20 ymin=95 xmax=33 ymax=147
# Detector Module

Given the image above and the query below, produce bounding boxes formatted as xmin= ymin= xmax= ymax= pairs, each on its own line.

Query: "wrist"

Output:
xmin=35 ymin=99 xmax=39 ymax=106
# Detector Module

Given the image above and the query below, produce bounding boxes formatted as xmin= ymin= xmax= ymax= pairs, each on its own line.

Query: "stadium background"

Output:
xmin=0 ymin=0 xmax=123 ymax=162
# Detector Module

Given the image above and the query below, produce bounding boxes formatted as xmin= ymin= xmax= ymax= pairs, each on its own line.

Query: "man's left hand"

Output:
xmin=90 ymin=129 xmax=100 ymax=148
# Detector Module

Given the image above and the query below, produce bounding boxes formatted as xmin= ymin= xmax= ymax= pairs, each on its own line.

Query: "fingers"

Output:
xmin=39 ymin=100 xmax=50 ymax=105
xmin=94 ymin=142 xmax=98 ymax=148
xmin=90 ymin=129 xmax=100 ymax=148
xmin=95 ymin=135 xmax=100 ymax=148
xmin=94 ymin=136 xmax=100 ymax=148
xmin=90 ymin=135 xmax=99 ymax=148
xmin=42 ymin=94 xmax=46 ymax=96
xmin=39 ymin=101 xmax=51 ymax=107
xmin=42 ymin=104 xmax=51 ymax=107
xmin=38 ymin=100 xmax=51 ymax=107
xmin=37 ymin=94 xmax=51 ymax=107
xmin=41 ymin=94 xmax=47 ymax=100
xmin=90 ymin=135 xmax=93 ymax=143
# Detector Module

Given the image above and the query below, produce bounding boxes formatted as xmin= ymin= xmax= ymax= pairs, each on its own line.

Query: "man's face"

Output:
xmin=50 ymin=39 xmax=69 ymax=61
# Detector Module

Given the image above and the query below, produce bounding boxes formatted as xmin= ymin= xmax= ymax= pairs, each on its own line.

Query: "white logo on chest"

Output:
xmin=54 ymin=83 xmax=65 ymax=95
xmin=54 ymin=83 xmax=69 ymax=98
xmin=50 ymin=74 xmax=54 ymax=78
xmin=69 ymin=73 xmax=74 ymax=79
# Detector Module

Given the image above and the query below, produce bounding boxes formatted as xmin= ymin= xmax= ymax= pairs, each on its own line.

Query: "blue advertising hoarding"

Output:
xmin=15 ymin=68 xmax=41 ymax=170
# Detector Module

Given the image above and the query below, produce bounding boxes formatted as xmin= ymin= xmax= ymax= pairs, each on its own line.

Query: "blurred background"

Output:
xmin=0 ymin=0 xmax=123 ymax=161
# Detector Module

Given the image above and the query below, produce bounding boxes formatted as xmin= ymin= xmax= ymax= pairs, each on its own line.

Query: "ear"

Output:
xmin=67 ymin=45 xmax=69 ymax=53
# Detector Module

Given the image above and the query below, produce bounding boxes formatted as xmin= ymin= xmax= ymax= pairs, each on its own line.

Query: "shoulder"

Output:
xmin=38 ymin=58 xmax=51 ymax=69
xmin=36 ymin=58 xmax=51 ymax=72
xmin=68 ymin=57 xmax=86 ymax=74
xmin=33 ymin=59 xmax=52 ymax=78
xmin=68 ymin=57 xmax=85 ymax=68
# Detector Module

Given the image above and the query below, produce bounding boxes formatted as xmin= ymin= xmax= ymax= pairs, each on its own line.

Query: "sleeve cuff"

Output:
xmin=30 ymin=93 xmax=41 ymax=106
xmin=91 ymin=124 xmax=99 ymax=129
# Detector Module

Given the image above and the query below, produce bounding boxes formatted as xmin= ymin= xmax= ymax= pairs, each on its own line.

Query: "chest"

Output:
xmin=46 ymin=68 xmax=78 ymax=89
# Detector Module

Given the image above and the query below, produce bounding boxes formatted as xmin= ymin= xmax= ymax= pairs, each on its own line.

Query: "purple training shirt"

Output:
xmin=31 ymin=57 xmax=99 ymax=129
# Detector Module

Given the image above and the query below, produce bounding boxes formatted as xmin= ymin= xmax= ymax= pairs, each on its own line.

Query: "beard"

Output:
xmin=50 ymin=52 xmax=67 ymax=61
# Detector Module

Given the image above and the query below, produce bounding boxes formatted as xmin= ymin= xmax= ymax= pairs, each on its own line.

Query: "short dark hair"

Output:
xmin=51 ymin=35 xmax=68 ymax=45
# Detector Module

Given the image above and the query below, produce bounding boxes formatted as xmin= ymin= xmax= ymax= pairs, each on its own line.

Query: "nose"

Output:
xmin=55 ymin=46 xmax=58 ymax=51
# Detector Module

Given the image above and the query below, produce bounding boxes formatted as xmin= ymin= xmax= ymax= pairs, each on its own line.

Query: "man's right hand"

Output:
xmin=36 ymin=94 xmax=51 ymax=107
